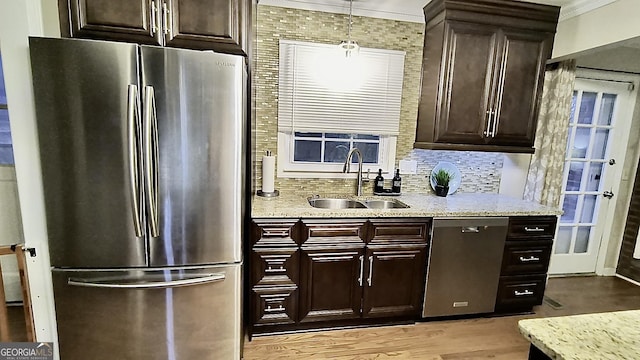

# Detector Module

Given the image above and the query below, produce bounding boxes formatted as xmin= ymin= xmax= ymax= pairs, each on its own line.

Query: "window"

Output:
xmin=277 ymin=40 xmax=405 ymax=178
xmin=0 ymin=53 xmax=14 ymax=165
xmin=293 ymin=133 xmax=380 ymax=164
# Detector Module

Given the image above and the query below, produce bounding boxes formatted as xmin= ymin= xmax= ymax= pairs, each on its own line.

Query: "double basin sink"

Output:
xmin=308 ymin=197 xmax=410 ymax=209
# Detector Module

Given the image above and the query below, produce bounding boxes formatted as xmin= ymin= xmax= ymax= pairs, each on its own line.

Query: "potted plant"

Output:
xmin=431 ymin=169 xmax=454 ymax=197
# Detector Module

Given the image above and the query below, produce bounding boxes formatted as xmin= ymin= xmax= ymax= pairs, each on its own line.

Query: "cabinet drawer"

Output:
xmin=495 ymin=274 xmax=546 ymax=311
xmin=368 ymin=219 xmax=429 ymax=244
xmin=301 ymin=219 xmax=366 ymax=246
xmin=252 ymin=219 xmax=300 ymax=247
xmin=508 ymin=217 xmax=557 ymax=239
xmin=251 ymin=248 xmax=299 ymax=286
xmin=252 ymin=285 xmax=298 ymax=326
xmin=501 ymin=240 xmax=552 ymax=275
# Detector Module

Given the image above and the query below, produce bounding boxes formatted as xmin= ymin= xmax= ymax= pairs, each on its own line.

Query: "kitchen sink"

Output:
xmin=308 ymin=197 xmax=409 ymax=209
xmin=308 ymin=198 xmax=367 ymax=209
xmin=362 ymin=199 xmax=410 ymax=209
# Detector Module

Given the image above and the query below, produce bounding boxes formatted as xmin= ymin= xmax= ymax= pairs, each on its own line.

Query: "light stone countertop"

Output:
xmin=252 ymin=192 xmax=561 ymax=218
xmin=518 ymin=310 xmax=640 ymax=360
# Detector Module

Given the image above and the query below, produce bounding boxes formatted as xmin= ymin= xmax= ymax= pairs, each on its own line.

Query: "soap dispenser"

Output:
xmin=374 ymin=169 xmax=385 ymax=193
xmin=392 ymin=169 xmax=402 ymax=193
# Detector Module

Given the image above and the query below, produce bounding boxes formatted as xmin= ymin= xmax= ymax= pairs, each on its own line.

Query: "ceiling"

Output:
xmin=574 ymin=37 xmax=640 ymax=74
xmin=259 ymin=0 xmax=584 ymax=23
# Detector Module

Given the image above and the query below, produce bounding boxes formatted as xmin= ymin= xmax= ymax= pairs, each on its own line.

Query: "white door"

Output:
xmin=549 ymin=78 xmax=636 ymax=274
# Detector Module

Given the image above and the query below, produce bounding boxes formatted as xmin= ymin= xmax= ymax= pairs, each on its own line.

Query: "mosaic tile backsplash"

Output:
xmin=253 ymin=5 xmax=504 ymax=196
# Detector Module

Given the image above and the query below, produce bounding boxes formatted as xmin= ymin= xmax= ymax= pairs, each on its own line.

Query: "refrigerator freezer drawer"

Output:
xmin=52 ymin=264 xmax=242 ymax=360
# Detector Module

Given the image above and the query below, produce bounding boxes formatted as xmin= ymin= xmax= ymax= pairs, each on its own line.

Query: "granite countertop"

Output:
xmin=518 ymin=310 xmax=640 ymax=360
xmin=252 ymin=192 xmax=561 ymax=218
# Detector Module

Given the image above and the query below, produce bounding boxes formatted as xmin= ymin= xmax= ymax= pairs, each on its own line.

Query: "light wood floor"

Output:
xmin=3 ymin=304 xmax=28 ymax=342
xmin=243 ymin=276 xmax=640 ymax=359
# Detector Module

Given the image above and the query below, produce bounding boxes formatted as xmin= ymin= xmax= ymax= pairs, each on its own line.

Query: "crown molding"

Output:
xmin=559 ymin=0 xmax=617 ymax=21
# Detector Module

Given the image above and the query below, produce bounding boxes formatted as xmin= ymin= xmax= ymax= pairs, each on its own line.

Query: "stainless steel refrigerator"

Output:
xmin=29 ymin=37 xmax=245 ymax=359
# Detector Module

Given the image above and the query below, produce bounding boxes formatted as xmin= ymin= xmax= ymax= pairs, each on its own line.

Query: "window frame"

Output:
xmin=277 ymin=131 xmax=397 ymax=179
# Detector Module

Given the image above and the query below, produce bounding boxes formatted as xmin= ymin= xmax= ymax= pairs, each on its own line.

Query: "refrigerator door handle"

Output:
xmin=68 ymin=273 xmax=226 ymax=289
xmin=143 ymin=85 xmax=160 ymax=237
xmin=127 ymin=84 xmax=143 ymax=237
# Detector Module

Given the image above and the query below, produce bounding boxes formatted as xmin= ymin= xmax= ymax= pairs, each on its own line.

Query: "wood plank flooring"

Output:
xmin=242 ymin=276 xmax=640 ymax=359
xmin=3 ymin=305 xmax=28 ymax=342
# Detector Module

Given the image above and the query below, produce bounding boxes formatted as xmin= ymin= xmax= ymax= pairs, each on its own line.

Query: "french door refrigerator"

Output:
xmin=29 ymin=37 xmax=245 ymax=359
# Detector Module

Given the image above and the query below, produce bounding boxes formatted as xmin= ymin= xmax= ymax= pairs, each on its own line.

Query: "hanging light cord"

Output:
xmin=347 ymin=0 xmax=353 ymax=44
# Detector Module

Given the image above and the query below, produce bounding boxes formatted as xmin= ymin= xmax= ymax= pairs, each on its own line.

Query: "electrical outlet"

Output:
xmin=399 ymin=160 xmax=417 ymax=175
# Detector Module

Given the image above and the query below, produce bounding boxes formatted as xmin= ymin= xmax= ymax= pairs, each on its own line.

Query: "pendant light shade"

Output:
xmin=338 ymin=0 xmax=359 ymax=58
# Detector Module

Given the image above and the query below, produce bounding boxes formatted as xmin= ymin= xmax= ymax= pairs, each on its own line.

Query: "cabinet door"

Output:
xmin=298 ymin=247 xmax=364 ymax=323
xmin=434 ymin=21 xmax=498 ymax=145
xmin=362 ymin=246 xmax=427 ymax=319
xmin=164 ymin=0 xmax=248 ymax=55
xmin=489 ymin=30 xmax=552 ymax=147
xmin=62 ymin=0 xmax=162 ymax=45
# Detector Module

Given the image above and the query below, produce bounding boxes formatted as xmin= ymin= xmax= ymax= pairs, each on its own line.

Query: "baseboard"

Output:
xmin=599 ymin=268 xmax=617 ymax=276
xmin=616 ymin=274 xmax=640 ymax=287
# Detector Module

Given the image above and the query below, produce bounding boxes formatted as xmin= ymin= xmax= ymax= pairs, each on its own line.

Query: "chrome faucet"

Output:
xmin=343 ymin=148 xmax=369 ymax=196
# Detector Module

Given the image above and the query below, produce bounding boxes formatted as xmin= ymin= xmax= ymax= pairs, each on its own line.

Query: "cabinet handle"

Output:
xmin=367 ymin=256 xmax=373 ymax=287
xmin=262 ymin=228 xmax=290 ymax=237
xmin=492 ymin=47 xmax=509 ymax=138
xmin=461 ymin=226 xmax=479 ymax=233
xmin=524 ymin=226 xmax=545 ymax=232
xmin=358 ymin=255 xmax=364 ymax=286
xmin=519 ymin=256 xmax=540 ymax=262
xmin=163 ymin=2 xmax=172 ymax=36
xmin=514 ymin=290 xmax=534 ymax=296
xmin=489 ymin=106 xmax=499 ymax=138
xmin=484 ymin=109 xmax=495 ymax=137
xmin=150 ymin=1 xmax=158 ymax=34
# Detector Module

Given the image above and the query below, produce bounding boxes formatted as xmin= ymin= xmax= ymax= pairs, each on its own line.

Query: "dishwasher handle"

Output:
xmin=461 ymin=226 xmax=480 ymax=233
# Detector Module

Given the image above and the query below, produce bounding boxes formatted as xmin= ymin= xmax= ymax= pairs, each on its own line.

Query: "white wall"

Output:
xmin=552 ymin=0 xmax=640 ymax=59
xmin=0 ymin=166 xmax=24 ymax=302
xmin=498 ymin=154 xmax=531 ymax=198
xmin=0 ymin=0 xmax=60 ymax=352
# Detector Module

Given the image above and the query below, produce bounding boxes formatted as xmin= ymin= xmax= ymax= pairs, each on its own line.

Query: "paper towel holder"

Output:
xmin=257 ymin=189 xmax=280 ymax=197
xmin=258 ymin=150 xmax=280 ymax=198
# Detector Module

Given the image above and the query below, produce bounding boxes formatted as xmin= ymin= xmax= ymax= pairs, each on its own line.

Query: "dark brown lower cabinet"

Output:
xmin=250 ymin=218 xmax=430 ymax=335
xmin=298 ymin=247 xmax=364 ymax=323
xmin=362 ymin=246 xmax=427 ymax=318
xmin=252 ymin=285 xmax=298 ymax=327
xmin=297 ymin=245 xmax=428 ymax=324
xmin=250 ymin=247 xmax=300 ymax=331
xmin=495 ymin=216 xmax=556 ymax=313
xmin=495 ymin=274 xmax=547 ymax=311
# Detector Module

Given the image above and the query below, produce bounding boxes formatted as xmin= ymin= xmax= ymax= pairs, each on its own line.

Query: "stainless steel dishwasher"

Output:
xmin=422 ymin=217 xmax=508 ymax=317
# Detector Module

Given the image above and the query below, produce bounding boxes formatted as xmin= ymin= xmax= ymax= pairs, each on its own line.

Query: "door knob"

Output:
xmin=603 ymin=191 xmax=614 ymax=199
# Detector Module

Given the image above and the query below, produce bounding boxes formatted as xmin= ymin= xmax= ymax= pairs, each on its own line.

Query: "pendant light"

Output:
xmin=338 ymin=0 xmax=359 ymax=58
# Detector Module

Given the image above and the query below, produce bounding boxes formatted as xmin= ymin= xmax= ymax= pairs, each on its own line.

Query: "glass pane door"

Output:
xmin=549 ymin=74 xmax=633 ymax=274
xmin=553 ymin=84 xmax=620 ymax=273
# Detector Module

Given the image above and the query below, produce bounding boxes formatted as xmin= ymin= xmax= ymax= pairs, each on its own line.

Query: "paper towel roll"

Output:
xmin=262 ymin=154 xmax=276 ymax=193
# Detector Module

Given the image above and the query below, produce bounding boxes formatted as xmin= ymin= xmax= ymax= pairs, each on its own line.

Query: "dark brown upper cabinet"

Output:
xmin=58 ymin=0 xmax=249 ymax=56
xmin=415 ymin=0 xmax=560 ymax=153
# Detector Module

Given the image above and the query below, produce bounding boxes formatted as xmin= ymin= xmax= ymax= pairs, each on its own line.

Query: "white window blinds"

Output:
xmin=278 ymin=40 xmax=405 ymax=136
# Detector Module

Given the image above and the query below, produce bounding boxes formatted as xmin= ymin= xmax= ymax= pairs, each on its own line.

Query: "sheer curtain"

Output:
xmin=524 ymin=60 xmax=577 ymax=207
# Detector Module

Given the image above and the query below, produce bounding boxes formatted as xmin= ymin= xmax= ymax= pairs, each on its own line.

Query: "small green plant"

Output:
xmin=431 ymin=169 xmax=454 ymax=187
